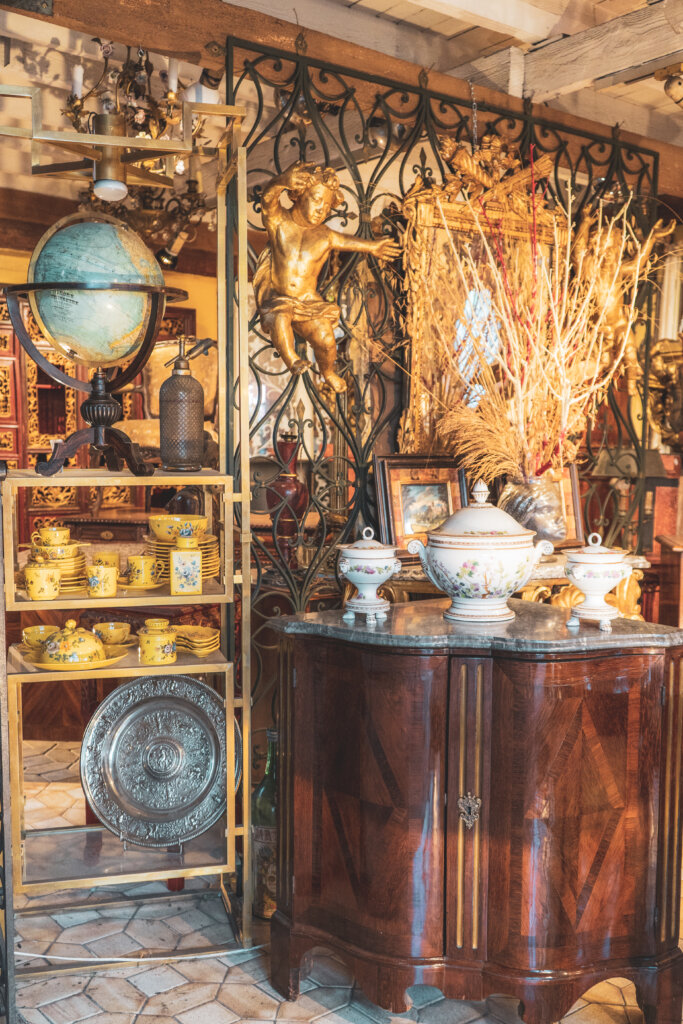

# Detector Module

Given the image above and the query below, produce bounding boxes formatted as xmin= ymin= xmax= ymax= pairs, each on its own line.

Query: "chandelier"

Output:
xmin=66 ymin=40 xmax=225 ymax=264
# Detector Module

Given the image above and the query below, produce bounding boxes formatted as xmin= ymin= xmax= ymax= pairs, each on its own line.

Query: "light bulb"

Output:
xmin=93 ymin=178 xmax=128 ymax=201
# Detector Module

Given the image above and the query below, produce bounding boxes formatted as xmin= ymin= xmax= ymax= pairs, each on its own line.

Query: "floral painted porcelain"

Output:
xmin=407 ymin=480 xmax=553 ymax=623
xmin=40 ymin=620 xmax=106 ymax=665
xmin=338 ymin=527 xmax=401 ymax=626
xmin=138 ymin=618 xmax=177 ymax=665
xmin=148 ymin=514 xmax=208 ymax=541
xmin=24 ymin=556 xmax=61 ymax=601
xmin=566 ymin=533 xmax=632 ymax=632
xmin=170 ymin=536 xmax=202 ymax=596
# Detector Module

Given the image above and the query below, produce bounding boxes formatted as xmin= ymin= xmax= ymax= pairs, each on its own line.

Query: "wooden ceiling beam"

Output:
xmin=451 ymin=0 xmax=683 ymax=101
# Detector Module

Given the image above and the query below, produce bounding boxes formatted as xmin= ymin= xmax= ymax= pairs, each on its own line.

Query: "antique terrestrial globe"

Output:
xmin=27 ymin=211 xmax=165 ymax=368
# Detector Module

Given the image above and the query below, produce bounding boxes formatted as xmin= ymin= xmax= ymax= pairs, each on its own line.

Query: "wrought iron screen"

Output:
xmin=225 ymin=36 xmax=659 ymax=749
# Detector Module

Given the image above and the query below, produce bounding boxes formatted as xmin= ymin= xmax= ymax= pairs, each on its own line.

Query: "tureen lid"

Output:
xmin=579 ymin=532 xmax=612 ymax=554
xmin=435 ymin=480 xmax=532 ymax=537
xmin=338 ymin=526 xmax=396 ymax=554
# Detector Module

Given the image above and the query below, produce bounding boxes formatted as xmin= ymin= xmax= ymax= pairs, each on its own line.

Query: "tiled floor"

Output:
xmin=14 ymin=744 xmax=648 ymax=1024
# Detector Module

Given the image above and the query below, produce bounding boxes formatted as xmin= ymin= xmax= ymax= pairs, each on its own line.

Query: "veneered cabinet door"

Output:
xmin=289 ymin=638 xmax=448 ymax=959
xmin=486 ymin=652 xmax=664 ymax=972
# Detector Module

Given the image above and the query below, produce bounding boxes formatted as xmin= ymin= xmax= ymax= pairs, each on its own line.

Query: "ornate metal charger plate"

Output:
xmin=81 ymin=674 xmax=241 ymax=848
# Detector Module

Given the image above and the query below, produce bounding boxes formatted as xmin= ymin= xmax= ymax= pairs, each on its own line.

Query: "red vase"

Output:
xmin=266 ymin=432 xmax=308 ymax=570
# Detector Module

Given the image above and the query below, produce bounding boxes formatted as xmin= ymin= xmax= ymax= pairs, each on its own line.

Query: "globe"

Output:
xmin=28 ymin=212 xmax=165 ymax=368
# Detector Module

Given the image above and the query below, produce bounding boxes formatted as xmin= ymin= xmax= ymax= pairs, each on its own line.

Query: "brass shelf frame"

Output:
xmin=0 ymin=108 xmax=253 ymax=1004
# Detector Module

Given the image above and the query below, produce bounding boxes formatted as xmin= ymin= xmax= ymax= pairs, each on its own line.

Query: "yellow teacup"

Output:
xmin=92 ymin=550 xmax=120 ymax=571
xmin=24 ymin=563 xmax=61 ymax=601
xmin=127 ymin=555 xmax=163 ymax=587
xmin=86 ymin=564 xmax=117 ymax=599
xmin=31 ymin=526 xmax=70 ymax=547
xmin=22 ymin=624 xmax=59 ymax=648
xmin=138 ymin=619 xmax=176 ymax=665
xmin=93 ymin=621 xmax=131 ymax=645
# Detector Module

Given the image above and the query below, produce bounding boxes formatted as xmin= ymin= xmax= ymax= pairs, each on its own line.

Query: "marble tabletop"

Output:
xmin=271 ymin=597 xmax=683 ymax=654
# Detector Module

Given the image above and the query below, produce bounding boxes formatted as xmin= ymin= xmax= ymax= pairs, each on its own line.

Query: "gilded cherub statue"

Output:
xmin=254 ymin=161 xmax=401 ymax=392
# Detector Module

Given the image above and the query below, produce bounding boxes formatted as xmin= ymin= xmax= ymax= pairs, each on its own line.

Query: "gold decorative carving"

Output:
xmin=31 ymin=486 xmax=78 ymax=509
xmin=88 ymin=484 xmax=133 ymax=509
xmin=0 ymin=429 xmax=13 ymax=452
xmin=0 ymin=366 xmax=12 ymax=418
xmin=25 ymin=352 xmax=77 ymax=449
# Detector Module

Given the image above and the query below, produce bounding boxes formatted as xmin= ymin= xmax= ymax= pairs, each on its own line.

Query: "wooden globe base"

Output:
xmin=36 ymin=371 xmax=153 ymax=477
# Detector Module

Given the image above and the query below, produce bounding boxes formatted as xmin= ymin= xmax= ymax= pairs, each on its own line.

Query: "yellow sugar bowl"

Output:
xmin=24 ymin=555 xmax=61 ymax=601
xmin=38 ymin=620 xmax=106 ymax=666
xmin=93 ymin=621 xmax=131 ymax=645
xmin=138 ymin=618 xmax=177 ymax=665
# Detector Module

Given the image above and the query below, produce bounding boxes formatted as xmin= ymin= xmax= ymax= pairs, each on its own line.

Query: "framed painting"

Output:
xmin=374 ymin=454 xmax=467 ymax=560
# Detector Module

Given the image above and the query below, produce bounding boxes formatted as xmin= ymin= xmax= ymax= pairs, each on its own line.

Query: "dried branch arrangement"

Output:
xmin=422 ymin=186 xmax=668 ymax=484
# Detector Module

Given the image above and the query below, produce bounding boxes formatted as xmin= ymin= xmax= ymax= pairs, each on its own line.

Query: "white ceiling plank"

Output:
xmin=524 ymin=0 xmax=683 ymax=100
xmin=400 ymin=0 xmax=556 ymax=43
xmin=547 ymin=87 xmax=683 ymax=150
xmin=217 ymin=0 xmax=478 ymax=70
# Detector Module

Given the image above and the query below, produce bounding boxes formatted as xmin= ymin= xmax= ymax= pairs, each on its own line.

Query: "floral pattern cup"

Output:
xmin=86 ymin=564 xmax=117 ymax=599
xmin=126 ymin=555 xmax=163 ymax=587
xmin=31 ymin=526 xmax=70 ymax=547
xmin=92 ymin=550 xmax=120 ymax=571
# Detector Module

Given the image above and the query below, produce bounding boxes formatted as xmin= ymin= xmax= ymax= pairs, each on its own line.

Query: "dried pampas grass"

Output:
xmin=421 ymin=179 xmax=665 ymax=483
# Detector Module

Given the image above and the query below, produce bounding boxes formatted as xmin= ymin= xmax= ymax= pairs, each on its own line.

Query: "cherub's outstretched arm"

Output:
xmin=328 ymin=228 xmax=402 ymax=261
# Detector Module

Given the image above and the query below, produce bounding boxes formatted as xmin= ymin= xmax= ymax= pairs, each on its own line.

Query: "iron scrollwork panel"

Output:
xmin=224 ymin=37 xmax=659 ymax=759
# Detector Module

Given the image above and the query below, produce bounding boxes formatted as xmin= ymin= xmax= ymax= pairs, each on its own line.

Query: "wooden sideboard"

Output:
xmin=271 ymin=599 xmax=683 ymax=1024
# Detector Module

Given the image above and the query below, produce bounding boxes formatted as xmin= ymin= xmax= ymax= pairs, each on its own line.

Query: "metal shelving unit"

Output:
xmin=0 ymin=109 xmax=252 ymax=1017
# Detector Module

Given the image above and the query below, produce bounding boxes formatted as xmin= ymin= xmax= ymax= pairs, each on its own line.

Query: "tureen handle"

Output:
xmin=407 ymin=538 xmax=441 ymax=589
xmin=532 ymin=539 xmax=554 ymax=564
xmin=338 ymin=557 xmax=351 ymax=574
xmin=392 ymin=558 xmax=402 ymax=575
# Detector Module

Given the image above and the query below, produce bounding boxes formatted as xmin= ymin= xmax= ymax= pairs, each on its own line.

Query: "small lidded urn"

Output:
xmin=565 ymin=533 xmax=632 ymax=633
xmin=338 ymin=527 xmax=402 ymax=626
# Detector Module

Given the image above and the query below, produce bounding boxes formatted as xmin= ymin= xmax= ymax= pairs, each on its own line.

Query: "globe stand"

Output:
xmin=3 ymin=283 xmax=187 ymax=477
xmin=36 ymin=370 xmax=153 ymax=476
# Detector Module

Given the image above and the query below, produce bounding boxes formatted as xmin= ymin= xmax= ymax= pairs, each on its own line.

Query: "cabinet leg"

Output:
xmin=635 ymin=953 xmax=683 ymax=1024
xmin=270 ymin=912 xmax=301 ymax=1001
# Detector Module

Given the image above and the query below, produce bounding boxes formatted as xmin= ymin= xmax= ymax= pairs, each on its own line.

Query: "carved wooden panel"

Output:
xmin=487 ymin=652 xmax=664 ymax=970
xmin=0 ymin=359 xmax=18 ymax=421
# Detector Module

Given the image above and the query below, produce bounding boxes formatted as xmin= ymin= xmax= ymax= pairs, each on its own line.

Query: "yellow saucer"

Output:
xmin=102 ymin=638 xmax=138 ymax=653
xmin=21 ymin=646 xmax=129 ymax=671
xmin=117 ymin=578 xmax=165 ymax=592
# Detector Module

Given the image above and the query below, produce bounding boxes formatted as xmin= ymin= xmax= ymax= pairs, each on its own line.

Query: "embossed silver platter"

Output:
xmin=81 ymin=674 xmax=242 ymax=848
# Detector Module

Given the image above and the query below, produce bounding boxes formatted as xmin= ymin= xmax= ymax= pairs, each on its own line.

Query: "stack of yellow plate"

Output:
xmin=174 ymin=625 xmax=221 ymax=658
xmin=143 ymin=534 xmax=221 ymax=581
xmin=53 ymin=552 xmax=88 ymax=592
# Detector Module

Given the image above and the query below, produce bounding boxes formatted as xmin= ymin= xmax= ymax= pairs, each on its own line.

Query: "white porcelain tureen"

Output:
xmin=565 ymin=533 xmax=632 ymax=632
xmin=407 ymin=480 xmax=553 ymax=623
xmin=338 ymin=527 xmax=402 ymax=626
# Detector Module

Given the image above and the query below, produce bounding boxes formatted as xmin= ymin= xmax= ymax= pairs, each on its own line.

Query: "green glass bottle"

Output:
xmin=252 ymin=728 xmax=278 ymax=919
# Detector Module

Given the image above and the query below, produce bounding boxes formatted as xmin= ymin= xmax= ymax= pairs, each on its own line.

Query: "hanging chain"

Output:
xmin=469 ymin=79 xmax=478 ymax=151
